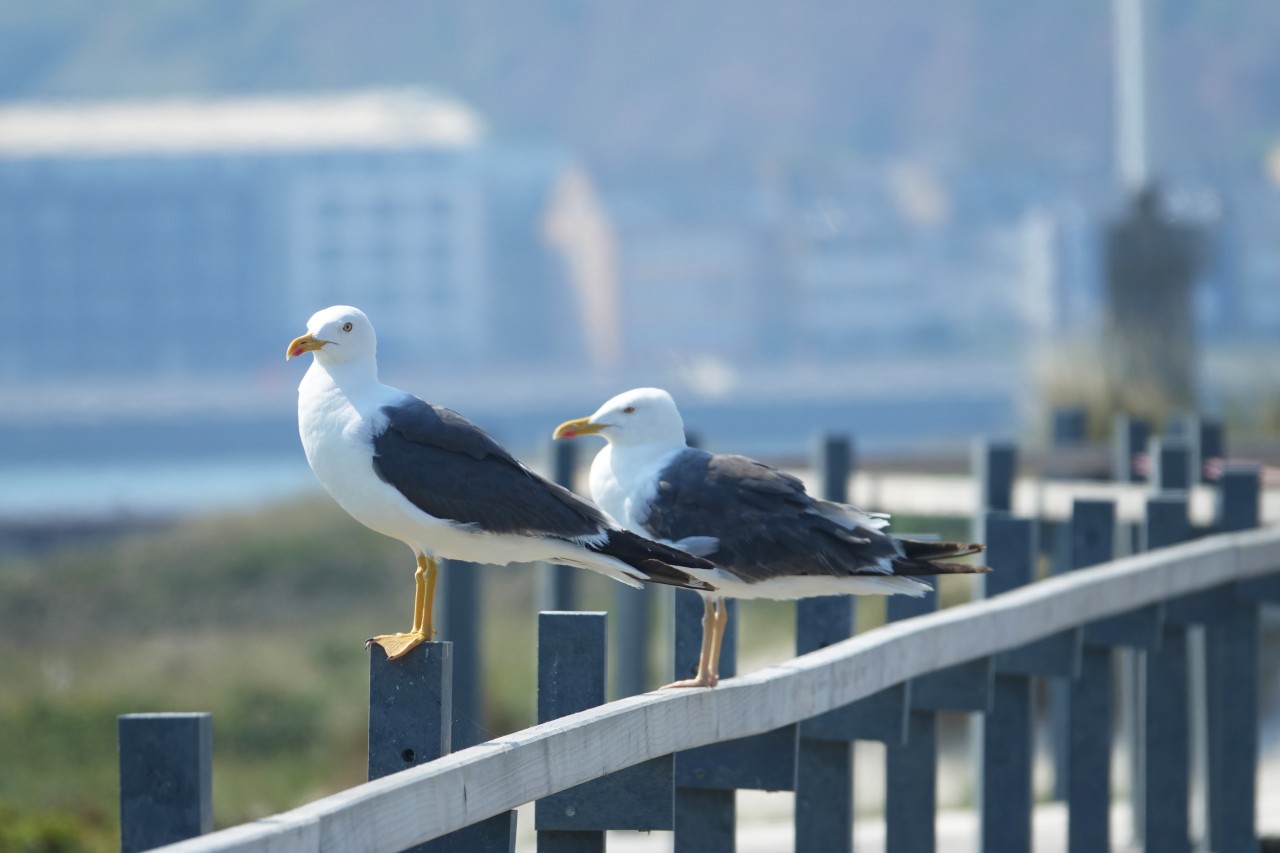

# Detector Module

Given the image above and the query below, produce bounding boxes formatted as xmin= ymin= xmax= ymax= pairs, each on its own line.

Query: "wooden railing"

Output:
xmin=117 ymin=419 xmax=1276 ymax=853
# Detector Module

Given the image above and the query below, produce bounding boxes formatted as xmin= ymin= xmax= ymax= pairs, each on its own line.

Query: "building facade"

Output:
xmin=0 ymin=90 xmax=587 ymax=383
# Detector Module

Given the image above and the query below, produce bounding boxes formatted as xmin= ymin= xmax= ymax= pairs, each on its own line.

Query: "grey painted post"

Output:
xmin=1149 ymin=437 xmax=1192 ymax=492
xmin=368 ymin=642 xmax=452 ymax=778
xmin=439 ymin=559 xmax=482 ymax=749
xmin=794 ymin=434 xmax=856 ymax=853
xmin=673 ymin=591 xmax=796 ymax=852
xmin=1218 ymin=464 xmax=1261 ymax=531
xmin=1166 ymin=414 xmax=1201 ymax=486
xmin=1141 ymin=494 xmax=1192 ymax=853
xmin=537 ymin=612 xmax=674 ymax=850
xmin=603 ymin=418 xmax=651 ymax=697
xmin=1206 ymin=464 xmax=1262 ymax=852
xmin=613 ymin=584 xmax=651 ymax=698
xmin=369 ymin=642 xmax=515 ymax=852
xmin=119 ymin=712 xmax=213 ymax=853
xmin=1199 ymin=420 xmax=1224 ymax=484
xmin=544 ymin=440 xmax=579 ymax=612
xmin=978 ymin=515 xmax=1037 ymax=853
xmin=890 ymin=713 xmax=937 ymax=851
xmin=815 ymin=433 xmax=852 ymax=503
xmin=884 ymin=568 xmax=993 ymax=853
xmin=1051 ymin=406 xmax=1088 ymax=446
xmin=1129 ymin=438 xmax=1188 ymax=841
xmin=885 ymin=590 xmax=938 ymax=853
xmin=537 ymin=612 xmax=606 ymax=853
xmin=1113 ymin=414 xmax=1150 ymax=482
xmin=1065 ymin=499 xmax=1116 ymax=853
xmin=1167 ymin=414 xmax=1224 ymax=485
xmin=673 ymin=592 xmax=736 ymax=853
xmin=973 ymin=439 xmax=1017 ymax=514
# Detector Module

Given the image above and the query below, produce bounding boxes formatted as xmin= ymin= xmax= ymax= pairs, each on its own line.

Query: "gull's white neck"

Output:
xmin=589 ymin=437 xmax=687 ymax=530
xmin=299 ymin=354 xmax=390 ymax=412
xmin=606 ymin=438 xmax=686 ymax=480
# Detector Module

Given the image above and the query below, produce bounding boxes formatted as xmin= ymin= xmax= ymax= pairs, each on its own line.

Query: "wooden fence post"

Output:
xmin=439 ymin=559 xmax=482 ymax=749
xmin=543 ymin=441 xmax=579 ymax=612
xmin=1206 ymin=464 xmax=1262 ymax=853
xmin=1167 ymin=414 xmax=1223 ymax=485
xmin=612 ymin=584 xmax=651 ymax=698
xmin=1218 ymin=464 xmax=1261 ymax=531
xmin=673 ymin=594 xmax=796 ymax=852
xmin=884 ymin=586 xmax=993 ymax=853
xmin=368 ymin=642 xmax=515 ymax=852
xmin=977 ymin=514 xmax=1047 ymax=853
xmin=1149 ymin=437 xmax=1192 ymax=492
xmin=118 ymin=712 xmax=213 ymax=853
xmin=794 ymin=433 xmax=856 ymax=853
xmin=1064 ymin=499 xmax=1116 ymax=853
xmin=1140 ymin=493 xmax=1193 ymax=852
xmin=973 ymin=439 xmax=1017 ymax=514
xmin=368 ymin=642 xmax=452 ymax=778
xmin=1051 ymin=405 xmax=1087 ymax=446
xmin=1113 ymin=414 xmax=1150 ymax=483
xmin=1125 ymin=439 xmax=1189 ymax=841
xmin=1199 ymin=420 xmax=1224 ymax=484
xmin=536 ymin=612 xmax=674 ymax=852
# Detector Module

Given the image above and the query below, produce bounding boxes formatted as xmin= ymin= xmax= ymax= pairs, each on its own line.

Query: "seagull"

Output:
xmin=287 ymin=308 xmax=715 ymax=660
xmin=554 ymin=387 xmax=989 ymax=688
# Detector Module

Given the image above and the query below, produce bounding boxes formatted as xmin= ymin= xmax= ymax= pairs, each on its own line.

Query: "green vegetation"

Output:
xmin=0 ymin=500 xmax=975 ymax=851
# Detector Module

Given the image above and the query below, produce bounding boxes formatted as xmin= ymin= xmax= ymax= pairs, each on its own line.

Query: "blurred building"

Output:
xmin=599 ymin=162 xmax=1080 ymax=372
xmin=0 ymin=89 xmax=592 ymax=382
xmin=1103 ymin=184 xmax=1207 ymax=411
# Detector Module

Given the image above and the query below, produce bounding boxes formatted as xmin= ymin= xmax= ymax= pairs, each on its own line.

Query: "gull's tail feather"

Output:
xmin=590 ymin=529 xmax=718 ymax=591
xmin=898 ymin=538 xmax=985 ymax=561
xmin=891 ymin=539 xmax=988 ymax=576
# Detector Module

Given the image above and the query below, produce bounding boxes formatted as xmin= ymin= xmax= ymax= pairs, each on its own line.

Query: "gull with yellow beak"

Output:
xmin=287 ymin=307 xmax=715 ymax=660
xmin=555 ymin=387 xmax=988 ymax=688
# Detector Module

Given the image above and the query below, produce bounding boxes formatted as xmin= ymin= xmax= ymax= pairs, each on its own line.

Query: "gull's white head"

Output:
xmin=553 ymin=387 xmax=687 ymax=450
xmin=286 ymin=305 xmax=377 ymax=367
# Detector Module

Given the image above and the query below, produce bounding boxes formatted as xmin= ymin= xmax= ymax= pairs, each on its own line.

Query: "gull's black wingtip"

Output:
xmin=592 ymin=529 xmax=718 ymax=592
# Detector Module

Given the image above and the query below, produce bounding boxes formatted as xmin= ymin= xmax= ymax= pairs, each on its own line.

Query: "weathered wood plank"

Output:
xmin=152 ymin=528 xmax=1280 ymax=853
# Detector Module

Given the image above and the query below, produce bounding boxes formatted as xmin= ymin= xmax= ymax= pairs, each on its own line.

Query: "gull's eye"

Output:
xmin=623 ymin=406 xmax=636 ymax=414
xmin=342 ymin=322 xmax=353 ymax=333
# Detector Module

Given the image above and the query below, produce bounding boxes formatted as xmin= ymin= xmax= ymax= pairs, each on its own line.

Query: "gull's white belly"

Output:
xmin=297 ymin=371 xmax=627 ymax=570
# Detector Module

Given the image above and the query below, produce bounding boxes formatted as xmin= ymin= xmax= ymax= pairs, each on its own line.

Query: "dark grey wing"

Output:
xmin=641 ymin=449 xmax=900 ymax=583
xmin=371 ymin=398 xmax=609 ymax=538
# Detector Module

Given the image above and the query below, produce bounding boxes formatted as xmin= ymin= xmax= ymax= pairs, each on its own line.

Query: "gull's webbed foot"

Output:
xmin=366 ymin=630 xmax=434 ymax=660
xmin=660 ymin=672 xmax=718 ymax=689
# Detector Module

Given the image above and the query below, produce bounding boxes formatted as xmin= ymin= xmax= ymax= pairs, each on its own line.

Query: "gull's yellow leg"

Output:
xmin=410 ymin=557 xmax=427 ymax=632
xmin=706 ymin=598 xmax=730 ymax=687
xmin=421 ymin=555 xmax=439 ymax=638
xmin=368 ymin=555 xmax=438 ymax=660
xmin=663 ymin=596 xmax=719 ymax=689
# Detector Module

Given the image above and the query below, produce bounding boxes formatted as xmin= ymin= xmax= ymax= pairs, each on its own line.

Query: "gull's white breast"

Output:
xmin=589 ymin=443 xmax=684 ymax=533
xmin=297 ymin=364 xmax=638 ymax=572
xmin=297 ymin=365 xmax=443 ymax=551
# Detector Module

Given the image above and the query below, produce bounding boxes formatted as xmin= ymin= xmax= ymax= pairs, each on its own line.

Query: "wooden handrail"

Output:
xmin=154 ymin=526 xmax=1280 ymax=852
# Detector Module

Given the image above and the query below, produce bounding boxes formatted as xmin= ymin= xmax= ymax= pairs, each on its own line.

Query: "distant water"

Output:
xmin=0 ymin=390 xmax=1017 ymax=521
xmin=0 ymin=454 xmax=318 ymax=520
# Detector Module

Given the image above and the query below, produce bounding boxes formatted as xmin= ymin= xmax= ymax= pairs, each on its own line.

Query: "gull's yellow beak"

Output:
xmin=552 ymin=417 xmax=607 ymax=440
xmin=286 ymin=333 xmax=328 ymax=360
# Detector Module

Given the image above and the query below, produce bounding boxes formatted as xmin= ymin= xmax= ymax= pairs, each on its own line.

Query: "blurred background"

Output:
xmin=1 ymin=2 xmax=1278 ymax=850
